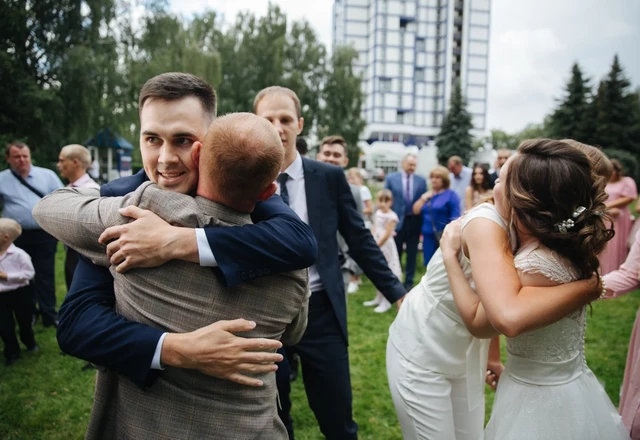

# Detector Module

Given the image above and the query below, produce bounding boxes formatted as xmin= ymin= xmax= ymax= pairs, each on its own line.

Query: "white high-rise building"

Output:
xmin=333 ymin=0 xmax=490 ymax=146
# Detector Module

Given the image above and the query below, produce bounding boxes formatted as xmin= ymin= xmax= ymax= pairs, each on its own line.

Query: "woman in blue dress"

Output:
xmin=412 ymin=165 xmax=461 ymax=265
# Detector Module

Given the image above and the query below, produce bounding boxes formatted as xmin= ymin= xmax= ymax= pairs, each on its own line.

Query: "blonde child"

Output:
xmin=363 ymin=189 xmax=403 ymax=313
xmin=0 ymin=218 xmax=37 ymax=366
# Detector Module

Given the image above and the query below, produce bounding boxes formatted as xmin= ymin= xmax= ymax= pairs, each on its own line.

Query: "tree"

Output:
xmin=593 ymin=55 xmax=640 ymax=154
xmin=547 ymin=63 xmax=595 ymax=143
xmin=436 ymin=82 xmax=474 ymax=164
xmin=317 ymin=46 xmax=366 ymax=166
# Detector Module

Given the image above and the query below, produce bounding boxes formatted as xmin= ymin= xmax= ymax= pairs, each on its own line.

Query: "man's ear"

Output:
xmin=297 ymin=117 xmax=304 ymax=136
xmin=191 ymin=142 xmax=202 ymax=169
xmin=257 ymin=182 xmax=277 ymax=201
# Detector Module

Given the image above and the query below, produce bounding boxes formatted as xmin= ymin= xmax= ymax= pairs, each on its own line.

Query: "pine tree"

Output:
xmin=436 ymin=82 xmax=474 ymax=164
xmin=547 ymin=63 xmax=594 ymax=143
xmin=593 ymin=55 xmax=640 ymax=154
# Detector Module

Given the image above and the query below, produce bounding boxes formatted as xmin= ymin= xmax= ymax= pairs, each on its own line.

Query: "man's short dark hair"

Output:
xmin=296 ymin=137 xmax=308 ymax=155
xmin=138 ymin=73 xmax=217 ymax=122
xmin=320 ymin=135 xmax=348 ymax=155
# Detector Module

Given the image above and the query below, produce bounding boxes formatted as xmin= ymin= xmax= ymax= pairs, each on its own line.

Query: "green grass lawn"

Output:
xmin=1 ymin=246 xmax=639 ymax=439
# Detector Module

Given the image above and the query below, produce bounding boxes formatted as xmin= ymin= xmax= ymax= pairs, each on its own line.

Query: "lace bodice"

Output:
xmin=507 ymin=242 xmax=586 ymax=363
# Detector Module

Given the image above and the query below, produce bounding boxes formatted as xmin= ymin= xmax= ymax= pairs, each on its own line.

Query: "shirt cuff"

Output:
xmin=151 ymin=332 xmax=168 ymax=370
xmin=195 ymin=228 xmax=218 ymax=267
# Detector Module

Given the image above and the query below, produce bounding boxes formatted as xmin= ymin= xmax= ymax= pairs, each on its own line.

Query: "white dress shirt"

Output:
xmin=276 ymin=152 xmax=323 ymax=293
xmin=0 ymin=244 xmax=35 ymax=292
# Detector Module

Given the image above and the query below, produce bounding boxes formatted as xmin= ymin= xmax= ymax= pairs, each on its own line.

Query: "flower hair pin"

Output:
xmin=554 ymin=206 xmax=587 ymax=233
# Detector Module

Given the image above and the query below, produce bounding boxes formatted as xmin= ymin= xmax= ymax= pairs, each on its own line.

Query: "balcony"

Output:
xmin=454 ymin=18 xmax=463 ymax=26
xmin=455 ymin=1 xmax=464 ymax=12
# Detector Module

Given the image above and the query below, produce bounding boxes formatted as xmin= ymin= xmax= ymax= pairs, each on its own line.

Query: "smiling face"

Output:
xmin=317 ymin=142 xmax=348 ymax=168
xmin=254 ymin=92 xmax=304 ymax=170
xmin=139 ymin=97 xmax=210 ymax=195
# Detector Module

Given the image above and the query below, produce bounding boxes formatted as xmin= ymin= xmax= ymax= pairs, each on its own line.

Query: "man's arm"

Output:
xmin=102 ymin=194 xmax=318 ymax=286
xmin=281 ymin=291 xmax=309 ymax=347
xmin=335 ymin=170 xmax=406 ymax=303
xmin=57 ymin=257 xmax=164 ymax=388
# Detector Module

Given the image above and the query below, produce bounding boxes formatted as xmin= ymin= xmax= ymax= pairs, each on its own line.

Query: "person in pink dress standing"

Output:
xmin=604 ymin=228 xmax=640 ymax=439
xmin=600 ymin=159 xmax=638 ymax=274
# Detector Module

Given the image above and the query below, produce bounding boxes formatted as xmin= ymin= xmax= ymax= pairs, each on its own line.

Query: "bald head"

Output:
xmin=58 ymin=144 xmax=93 ymax=183
xmin=198 ymin=113 xmax=283 ymax=212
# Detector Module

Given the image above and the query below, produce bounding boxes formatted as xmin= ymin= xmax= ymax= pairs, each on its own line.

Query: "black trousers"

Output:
xmin=394 ymin=214 xmax=423 ymax=289
xmin=64 ymin=247 xmax=80 ymax=291
xmin=276 ymin=290 xmax=358 ymax=440
xmin=14 ymin=230 xmax=58 ymax=325
xmin=0 ymin=285 xmax=37 ymax=359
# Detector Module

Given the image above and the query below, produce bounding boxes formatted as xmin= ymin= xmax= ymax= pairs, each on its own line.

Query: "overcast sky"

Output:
xmin=169 ymin=0 xmax=640 ymax=133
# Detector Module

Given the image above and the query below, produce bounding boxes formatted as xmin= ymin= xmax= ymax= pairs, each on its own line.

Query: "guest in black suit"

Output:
xmin=489 ymin=148 xmax=512 ymax=188
xmin=254 ymin=86 xmax=406 ymax=439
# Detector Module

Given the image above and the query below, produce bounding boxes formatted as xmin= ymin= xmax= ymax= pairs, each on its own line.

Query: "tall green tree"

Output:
xmin=317 ymin=46 xmax=366 ymax=166
xmin=593 ymin=55 xmax=640 ymax=153
xmin=547 ymin=63 xmax=595 ymax=143
xmin=436 ymin=82 xmax=474 ymax=164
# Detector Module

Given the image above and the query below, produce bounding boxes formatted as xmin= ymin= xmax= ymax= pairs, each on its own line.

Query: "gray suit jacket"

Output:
xmin=34 ymin=183 xmax=309 ymax=440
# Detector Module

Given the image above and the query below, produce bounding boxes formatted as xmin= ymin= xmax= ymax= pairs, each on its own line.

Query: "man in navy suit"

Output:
xmin=384 ymin=154 xmax=427 ymax=290
xmin=254 ymin=86 xmax=406 ymax=439
xmin=56 ymin=73 xmax=318 ymax=389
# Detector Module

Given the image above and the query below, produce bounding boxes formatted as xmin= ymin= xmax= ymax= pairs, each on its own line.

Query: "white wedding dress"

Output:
xmin=485 ymin=242 xmax=630 ymax=439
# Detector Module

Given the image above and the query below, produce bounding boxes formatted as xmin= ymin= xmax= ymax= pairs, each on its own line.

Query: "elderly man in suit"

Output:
xmin=254 ymin=86 xmax=406 ymax=440
xmin=384 ymin=154 xmax=427 ymax=290
xmin=34 ymin=113 xmax=309 ymax=439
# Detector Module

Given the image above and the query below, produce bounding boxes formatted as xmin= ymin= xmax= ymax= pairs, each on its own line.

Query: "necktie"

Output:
xmin=277 ymin=173 xmax=290 ymax=206
xmin=405 ymin=175 xmax=412 ymax=214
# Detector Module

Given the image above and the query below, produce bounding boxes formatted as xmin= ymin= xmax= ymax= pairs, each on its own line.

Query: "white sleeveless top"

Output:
xmin=388 ymin=203 xmax=506 ymax=410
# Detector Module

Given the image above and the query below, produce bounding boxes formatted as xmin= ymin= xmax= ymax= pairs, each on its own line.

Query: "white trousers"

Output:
xmin=386 ymin=339 xmax=484 ymax=440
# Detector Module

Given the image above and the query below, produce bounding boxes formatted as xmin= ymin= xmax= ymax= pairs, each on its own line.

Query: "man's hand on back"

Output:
xmin=99 ymin=206 xmax=198 ymax=272
xmin=161 ymin=319 xmax=284 ymax=387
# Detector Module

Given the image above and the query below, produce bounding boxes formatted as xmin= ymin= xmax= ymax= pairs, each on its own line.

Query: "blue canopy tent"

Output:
xmin=84 ymin=128 xmax=135 ymax=181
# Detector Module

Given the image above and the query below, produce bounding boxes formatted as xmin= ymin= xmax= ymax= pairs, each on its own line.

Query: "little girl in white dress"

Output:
xmin=363 ymin=189 xmax=402 ymax=313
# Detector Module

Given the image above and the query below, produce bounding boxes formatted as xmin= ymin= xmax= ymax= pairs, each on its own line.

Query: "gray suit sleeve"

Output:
xmin=33 ymin=187 xmax=133 ymax=267
xmin=279 ymin=271 xmax=310 ymax=346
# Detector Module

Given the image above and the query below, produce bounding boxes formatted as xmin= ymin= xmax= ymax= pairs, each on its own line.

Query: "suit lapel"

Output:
xmin=302 ymin=158 xmax=323 ymax=239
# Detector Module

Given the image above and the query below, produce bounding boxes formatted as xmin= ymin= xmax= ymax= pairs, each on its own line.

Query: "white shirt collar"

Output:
xmin=282 ymin=152 xmax=304 ymax=180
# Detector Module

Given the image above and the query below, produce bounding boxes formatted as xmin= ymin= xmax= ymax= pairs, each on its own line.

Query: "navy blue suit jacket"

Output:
xmin=57 ymin=170 xmax=318 ymax=388
xmin=302 ymin=158 xmax=405 ymax=342
xmin=384 ymin=171 xmax=427 ymax=230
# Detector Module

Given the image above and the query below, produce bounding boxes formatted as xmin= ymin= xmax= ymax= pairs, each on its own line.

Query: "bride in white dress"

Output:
xmin=385 ymin=139 xmax=606 ymax=440
xmin=441 ymin=139 xmax=629 ymax=439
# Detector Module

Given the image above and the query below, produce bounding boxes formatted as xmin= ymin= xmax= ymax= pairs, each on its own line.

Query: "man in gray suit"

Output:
xmin=34 ymin=113 xmax=309 ymax=439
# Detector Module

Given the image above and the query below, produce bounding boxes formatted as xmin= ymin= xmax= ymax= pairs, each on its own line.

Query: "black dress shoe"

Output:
xmin=5 ymin=355 xmax=19 ymax=366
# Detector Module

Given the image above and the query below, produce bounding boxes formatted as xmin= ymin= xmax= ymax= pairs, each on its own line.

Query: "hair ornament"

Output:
xmin=555 ymin=219 xmax=575 ymax=233
xmin=572 ymin=206 xmax=586 ymax=218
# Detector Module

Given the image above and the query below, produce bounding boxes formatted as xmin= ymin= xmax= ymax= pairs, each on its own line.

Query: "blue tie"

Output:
xmin=277 ymin=173 xmax=290 ymax=206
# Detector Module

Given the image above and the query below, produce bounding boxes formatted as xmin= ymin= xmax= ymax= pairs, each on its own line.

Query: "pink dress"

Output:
xmin=373 ymin=210 xmax=402 ymax=281
xmin=603 ymin=230 xmax=640 ymax=439
xmin=600 ymin=177 xmax=638 ymax=275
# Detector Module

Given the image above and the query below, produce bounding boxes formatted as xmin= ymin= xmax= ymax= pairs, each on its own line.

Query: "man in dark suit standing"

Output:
xmin=489 ymin=148 xmax=512 ymax=188
xmin=55 ymin=73 xmax=318 ymax=390
xmin=254 ymin=86 xmax=406 ymax=439
xmin=384 ymin=154 xmax=427 ymax=290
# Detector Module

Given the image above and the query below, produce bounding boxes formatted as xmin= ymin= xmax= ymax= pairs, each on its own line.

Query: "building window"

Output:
xmin=397 ymin=111 xmax=404 ymax=124
xmin=416 ymin=38 xmax=426 ymax=52
xmin=380 ymin=78 xmax=392 ymax=92
xmin=415 ymin=68 xmax=425 ymax=81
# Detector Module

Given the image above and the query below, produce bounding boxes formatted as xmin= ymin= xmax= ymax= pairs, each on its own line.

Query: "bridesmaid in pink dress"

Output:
xmin=604 ymin=229 xmax=640 ymax=439
xmin=600 ymin=159 xmax=638 ymax=274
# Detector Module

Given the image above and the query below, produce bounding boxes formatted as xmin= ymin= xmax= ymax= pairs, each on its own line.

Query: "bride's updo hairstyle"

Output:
xmin=505 ymin=139 xmax=614 ymax=278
